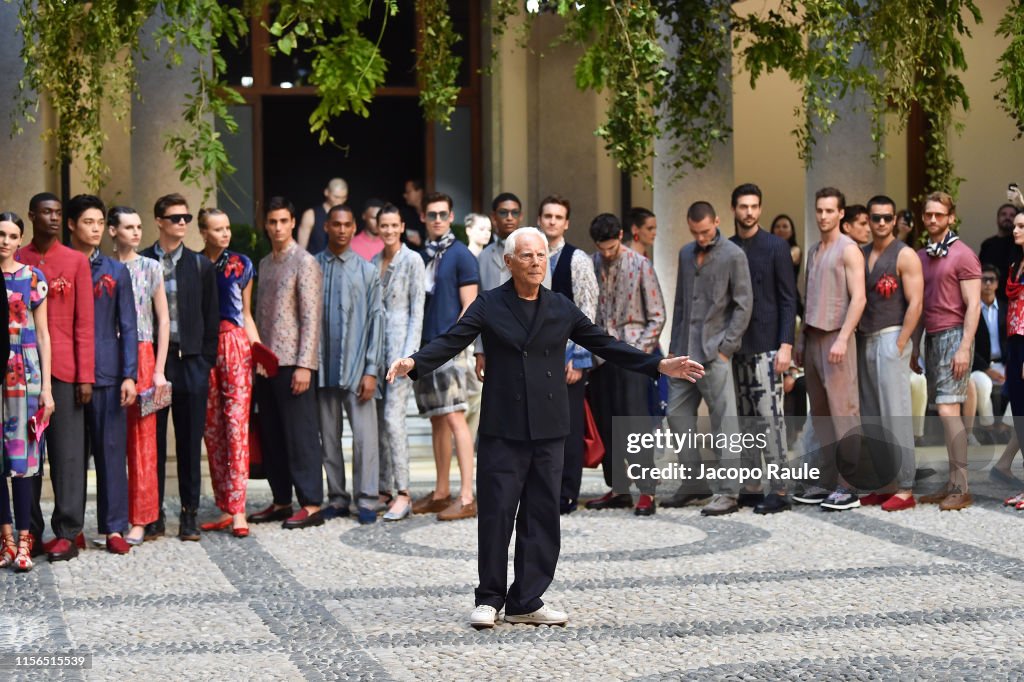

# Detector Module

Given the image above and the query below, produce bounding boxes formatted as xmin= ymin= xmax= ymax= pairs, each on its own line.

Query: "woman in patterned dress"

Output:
xmin=1002 ymin=211 xmax=1024 ymax=510
xmin=199 ymin=208 xmax=259 ymax=537
xmin=0 ymin=212 xmax=54 ymax=571
xmin=109 ymin=206 xmax=170 ymax=545
xmin=372 ymin=204 xmax=424 ymax=520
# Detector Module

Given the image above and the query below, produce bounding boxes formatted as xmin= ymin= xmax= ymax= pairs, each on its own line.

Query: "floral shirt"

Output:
xmin=124 ymin=256 xmax=163 ymax=343
xmin=256 ymin=241 xmax=323 ymax=369
xmin=1008 ymin=265 xmax=1024 ymax=338
xmin=211 ymin=250 xmax=254 ymax=327
xmin=592 ymin=246 xmax=666 ymax=353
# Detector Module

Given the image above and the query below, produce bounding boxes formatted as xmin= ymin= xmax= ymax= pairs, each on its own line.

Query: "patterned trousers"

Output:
xmin=733 ymin=350 xmax=788 ymax=490
xmin=378 ymin=376 xmax=412 ymax=493
xmin=204 ymin=322 xmax=252 ymax=515
xmin=127 ymin=342 xmax=159 ymax=526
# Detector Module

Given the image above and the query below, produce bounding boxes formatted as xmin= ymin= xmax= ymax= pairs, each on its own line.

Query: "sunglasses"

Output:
xmin=162 ymin=213 xmax=193 ymax=224
xmin=869 ymin=213 xmax=894 ymax=223
xmin=982 ymin=276 xmax=998 ymax=283
xmin=425 ymin=210 xmax=450 ymax=222
xmin=496 ymin=208 xmax=521 ymax=218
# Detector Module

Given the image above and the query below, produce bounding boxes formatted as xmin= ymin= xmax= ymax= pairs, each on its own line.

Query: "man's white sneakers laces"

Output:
xmin=470 ymin=605 xmax=498 ymax=629
xmin=503 ymin=605 xmax=568 ymax=626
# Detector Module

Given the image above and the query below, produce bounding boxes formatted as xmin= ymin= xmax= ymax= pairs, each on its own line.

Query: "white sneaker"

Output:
xmin=504 ymin=604 xmax=568 ymax=626
xmin=470 ymin=605 xmax=498 ymax=629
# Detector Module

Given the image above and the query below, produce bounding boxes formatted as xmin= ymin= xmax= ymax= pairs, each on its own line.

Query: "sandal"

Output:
xmin=0 ymin=531 xmax=16 ymax=569
xmin=378 ymin=490 xmax=394 ymax=507
xmin=13 ymin=532 xmax=33 ymax=572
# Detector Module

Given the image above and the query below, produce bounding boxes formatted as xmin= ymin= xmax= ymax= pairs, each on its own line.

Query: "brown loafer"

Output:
xmin=918 ymin=484 xmax=952 ymax=505
xmin=412 ymin=491 xmax=454 ymax=515
xmin=939 ymin=491 xmax=973 ymax=511
xmin=437 ymin=498 xmax=477 ymax=521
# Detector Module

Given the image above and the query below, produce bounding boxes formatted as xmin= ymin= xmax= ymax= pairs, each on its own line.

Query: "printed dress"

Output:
xmin=3 ymin=265 xmax=48 ymax=477
xmin=204 ymin=250 xmax=255 ymax=515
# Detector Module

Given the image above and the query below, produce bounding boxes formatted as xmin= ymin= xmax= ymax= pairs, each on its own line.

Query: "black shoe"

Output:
xmin=753 ymin=492 xmax=792 ymax=515
xmin=178 ymin=508 xmax=200 ymax=541
xmin=144 ymin=511 xmax=166 ymax=540
xmin=660 ymin=491 xmax=713 ymax=508
xmin=584 ymin=491 xmax=633 ymax=510
xmin=737 ymin=490 xmax=765 ymax=508
xmin=247 ymin=504 xmax=294 ymax=523
xmin=281 ymin=508 xmax=325 ymax=529
xmin=560 ymin=499 xmax=577 ymax=515
xmin=914 ymin=467 xmax=937 ymax=482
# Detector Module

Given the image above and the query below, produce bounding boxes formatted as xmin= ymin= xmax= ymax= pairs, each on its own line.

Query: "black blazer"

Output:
xmin=973 ymin=302 xmax=1007 ymax=372
xmin=140 ymin=244 xmax=219 ymax=366
xmin=410 ymin=279 xmax=661 ymax=441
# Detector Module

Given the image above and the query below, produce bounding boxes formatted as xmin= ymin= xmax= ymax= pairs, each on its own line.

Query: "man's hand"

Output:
xmin=951 ymin=346 xmax=971 ymax=380
xmin=387 ymin=358 xmax=415 ymax=383
xmin=120 ymin=378 xmax=137 ymax=407
xmin=291 ymin=367 xmax=312 ymax=395
xmin=773 ymin=344 xmax=792 ymax=375
xmin=717 ymin=352 xmax=729 ymax=364
xmin=475 ymin=354 xmax=485 ymax=382
xmin=910 ymin=350 xmax=923 ymax=375
xmin=358 ymin=374 xmax=377 ymax=402
xmin=658 ymin=356 xmax=705 ymax=383
xmin=828 ymin=337 xmax=848 ymax=365
xmin=75 ymin=382 xmax=93 ymax=405
xmin=565 ymin=360 xmax=582 ymax=385
xmin=896 ymin=337 xmax=909 ymax=356
xmin=986 ymin=367 xmax=1006 ymax=383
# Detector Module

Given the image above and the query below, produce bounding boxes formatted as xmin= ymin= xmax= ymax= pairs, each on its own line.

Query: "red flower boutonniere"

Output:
xmin=51 ymin=276 xmax=72 ymax=295
xmin=875 ymin=273 xmax=899 ymax=299
xmin=224 ymin=254 xmax=244 ymax=278
xmin=94 ymin=274 xmax=116 ymax=299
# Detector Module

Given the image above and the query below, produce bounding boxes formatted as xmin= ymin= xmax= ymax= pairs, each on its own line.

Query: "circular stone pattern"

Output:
xmin=340 ymin=514 xmax=770 ymax=562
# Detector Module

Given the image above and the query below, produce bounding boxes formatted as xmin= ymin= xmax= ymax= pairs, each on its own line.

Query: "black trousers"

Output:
xmin=255 ymin=367 xmax=325 ymax=508
xmin=588 ymin=362 xmax=655 ymax=494
xmin=156 ymin=350 xmax=210 ymax=511
xmin=31 ymin=379 xmax=87 ymax=540
xmin=559 ymin=378 xmax=587 ymax=507
xmin=475 ymin=434 xmax=563 ymax=615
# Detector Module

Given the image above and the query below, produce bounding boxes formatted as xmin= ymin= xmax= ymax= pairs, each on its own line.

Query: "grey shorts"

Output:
xmin=414 ymin=355 xmax=468 ymax=417
xmin=925 ymin=326 xmax=973 ymax=404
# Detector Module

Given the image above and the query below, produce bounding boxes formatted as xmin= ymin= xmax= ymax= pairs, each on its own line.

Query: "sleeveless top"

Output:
xmin=124 ymin=256 xmax=163 ymax=343
xmin=860 ymin=240 xmax=908 ymax=334
xmin=805 ymin=233 xmax=855 ymax=332
xmin=305 ymin=204 xmax=329 ymax=255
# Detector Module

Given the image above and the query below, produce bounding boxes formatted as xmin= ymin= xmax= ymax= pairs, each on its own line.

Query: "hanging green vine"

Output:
xmin=416 ymin=0 xmax=461 ymax=126
xmin=14 ymin=0 xmax=155 ymax=191
xmin=994 ymin=2 xmax=1024 ymax=139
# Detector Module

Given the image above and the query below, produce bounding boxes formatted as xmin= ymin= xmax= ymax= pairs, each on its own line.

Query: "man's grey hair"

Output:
xmin=503 ymin=226 xmax=548 ymax=259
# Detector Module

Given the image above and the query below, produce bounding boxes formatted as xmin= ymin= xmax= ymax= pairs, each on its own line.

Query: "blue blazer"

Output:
xmin=90 ymin=253 xmax=138 ymax=387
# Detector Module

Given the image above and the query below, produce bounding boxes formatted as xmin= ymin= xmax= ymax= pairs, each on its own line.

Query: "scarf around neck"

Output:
xmin=424 ymin=230 xmax=457 ymax=294
xmin=925 ymin=230 xmax=959 ymax=258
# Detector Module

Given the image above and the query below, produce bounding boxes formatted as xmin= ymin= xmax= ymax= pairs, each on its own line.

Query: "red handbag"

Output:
xmin=582 ymin=398 xmax=605 ymax=468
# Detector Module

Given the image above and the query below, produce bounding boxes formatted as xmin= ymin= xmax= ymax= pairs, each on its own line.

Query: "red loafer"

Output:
xmin=200 ymin=517 xmax=233 ymax=532
xmin=859 ymin=492 xmax=894 ymax=506
xmin=106 ymin=535 xmax=132 ymax=555
xmin=881 ymin=494 xmax=916 ymax=512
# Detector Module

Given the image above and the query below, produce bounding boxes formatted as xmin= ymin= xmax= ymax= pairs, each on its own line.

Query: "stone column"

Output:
xmin=0 ymin=2 xmax=57 ymax=235
xmin=652 ymin=42 xmax=734 ymax=350
xmin=132 ymin=12 xmax=212 ymax=250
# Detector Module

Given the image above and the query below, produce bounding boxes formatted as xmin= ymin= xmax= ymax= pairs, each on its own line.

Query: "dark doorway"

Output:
xmin=262 ymin=96 xmax=426 ymax=218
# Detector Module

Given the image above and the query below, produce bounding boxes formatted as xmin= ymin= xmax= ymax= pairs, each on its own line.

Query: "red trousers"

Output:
xmin=127 ymin=342 xmax=159 ymax=526
xmin=204 ymin=322 xmax=252 ymax=515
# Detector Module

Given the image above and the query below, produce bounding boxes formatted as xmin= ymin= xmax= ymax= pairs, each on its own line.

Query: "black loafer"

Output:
xmin=247 ymin=504 xmax=294 ymax=523
xmin=281 ymin=509 xmax=325 ymax=530
xmin=584 ymin=491 xmax=633 ymax=510
xmin=144 ymin=512 xmax=166 ymax=540
xmin=178 ymin=508 xmax=201 ymax=542
xmin=753 ymin=492 xmax=792 ymax=515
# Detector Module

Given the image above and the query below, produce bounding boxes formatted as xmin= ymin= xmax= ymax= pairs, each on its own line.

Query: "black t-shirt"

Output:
xmin=517 ymin=296 xmax=540 ymax=329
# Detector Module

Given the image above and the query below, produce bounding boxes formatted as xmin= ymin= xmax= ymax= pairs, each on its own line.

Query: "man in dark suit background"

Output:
xmin=387 ymin=227 xmax=704 ymax=630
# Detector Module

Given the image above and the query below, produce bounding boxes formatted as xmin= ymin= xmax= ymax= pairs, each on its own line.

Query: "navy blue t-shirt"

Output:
xmin=421 ymin=239 xmax=480 ymax=342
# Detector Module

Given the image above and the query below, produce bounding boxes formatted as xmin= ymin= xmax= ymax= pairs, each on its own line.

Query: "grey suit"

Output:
xmin=667 ymin=235 xmax=753 ymax=495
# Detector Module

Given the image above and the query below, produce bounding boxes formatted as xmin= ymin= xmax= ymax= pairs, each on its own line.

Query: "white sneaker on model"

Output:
xmin=504 ymin=604 xmax=568 ymax=626
xmin=470 ymin=605 xmax=498 ymax=629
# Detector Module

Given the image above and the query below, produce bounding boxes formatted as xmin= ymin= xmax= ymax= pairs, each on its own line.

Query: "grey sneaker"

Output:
xmin=791 ymin=485 xmax=830 ymax=504
xmin=700 ymin=494 xmax=739 ymax=516
xmin=470 ymin=605 xmax=498 ymax=629
xmin=504 ymin=604 xmax=568 ymax=626
xmin=820 ymin=488 xmax=861 ymax=511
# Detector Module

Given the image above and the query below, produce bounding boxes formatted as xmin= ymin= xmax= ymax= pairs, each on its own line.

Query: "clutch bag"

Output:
xmin=139 ymin=383 xmax=173 ymax=417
